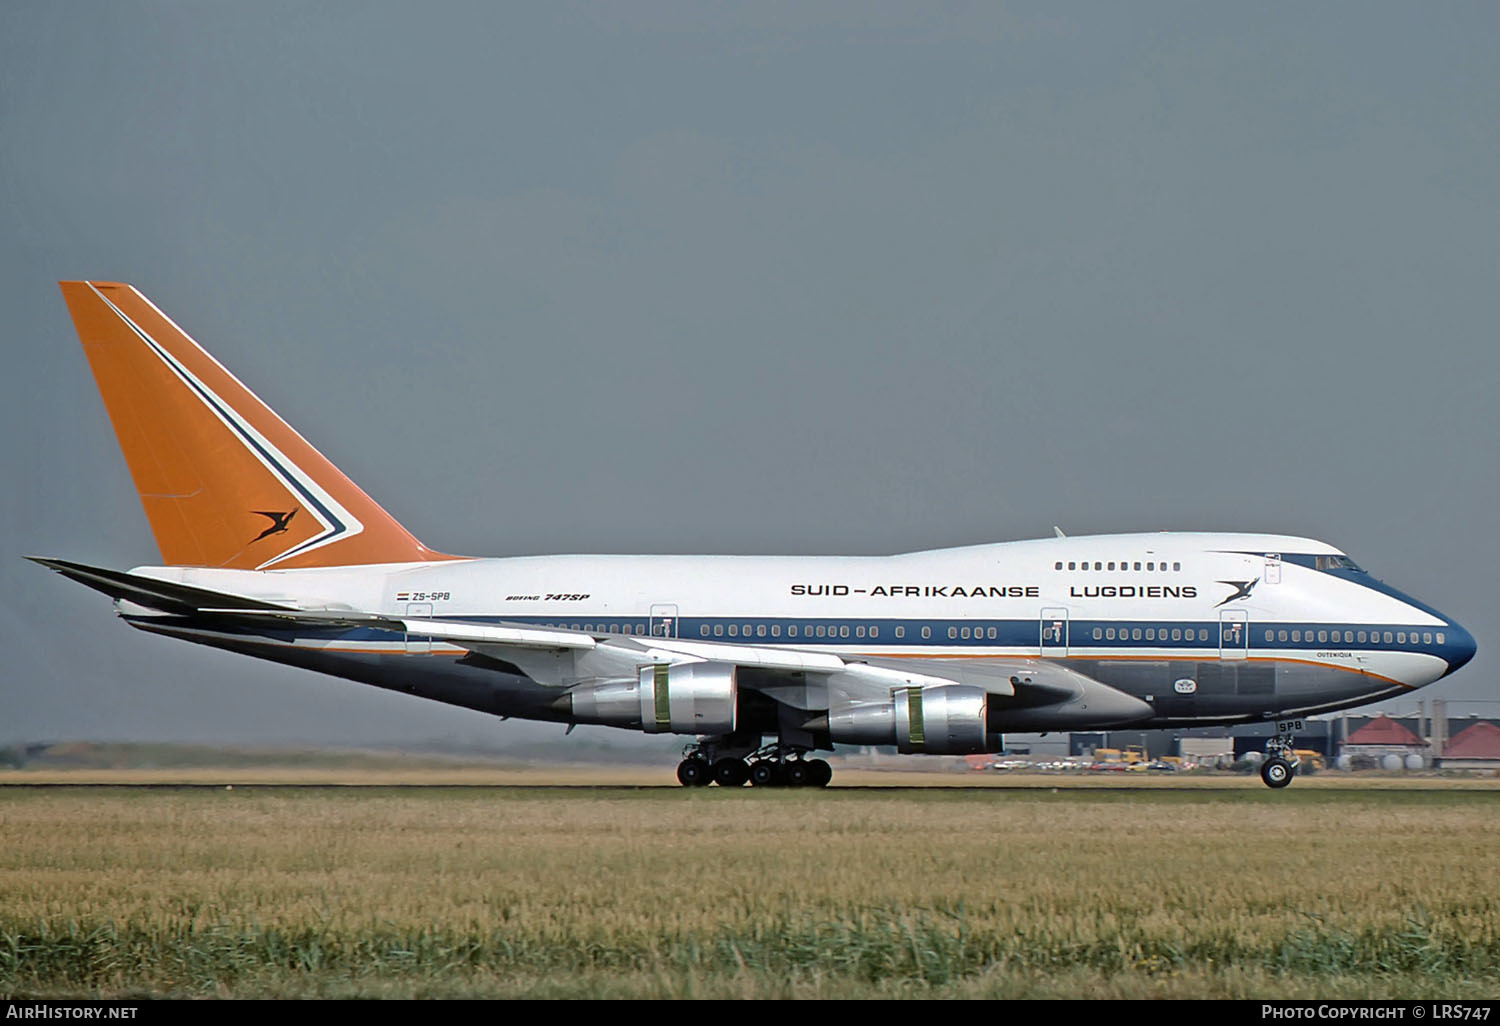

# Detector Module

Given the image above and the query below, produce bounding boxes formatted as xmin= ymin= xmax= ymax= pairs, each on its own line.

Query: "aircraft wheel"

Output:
xmin=712 ymin=758 xmax=748 ymax=787
xmin=807 ymin=759 xmax=832 ymax=788
xmin=1260 ymin=756 xmax=1294 ymax=789
xmin=749 ymin=761 xmax=781 ymax=787
xmin=677 ymin=757 xmax=711 ymax=787
xmin=784 ymin=761 xmax=811 ymax=788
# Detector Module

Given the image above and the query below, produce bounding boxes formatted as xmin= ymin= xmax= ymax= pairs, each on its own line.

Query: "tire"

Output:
xmin=749 ymin=761 xmax=781 ymax=787
xmin=806 ymin=759 xmax=832 ymax=788
xmin=1260 ymin=756 xmax=1294 ymax=789
xmin=677 ymin=758 xmax=711 ymax=787
xmin=712 ymin=758 xmax=748 ymax=787
xmin=784 ymin=761 xmax=811 ymax=788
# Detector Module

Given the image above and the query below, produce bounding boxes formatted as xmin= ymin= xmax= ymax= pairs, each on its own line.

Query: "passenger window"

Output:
xmin=1437 ymin=632 xmax=1445 ymax=645
xmin=1146 ymin=628 xmax=1155 ymax=641
xmin=1171 ymin=628 xmax=1181 ymax=641
xmin=840 ymin=625 xmax=849 ymax=638
xmin=1397 ymin=632 xmax=1406 ymax=644
xmin=1383 ymin=632 xmax=1393 ymax=644
xmin=1423 ymin=632 xmax=1432 ymax=644
xmin=988 ymin=627 xmax=997 ymax=639
xmin=789 ymin=625 xmax=798 ymax=637
xmin=1095 ymin=562 xmax=1102 ymax=570
xmin=771 ymin=625 xmax=781 ymax=637
xmin=1173 ymin=562 xmax=1181 ymax=571
xmin=1132 ymin=628 xmax=1142 ymax=640
xmin=816 ymin=625 xmax=826 ymax=638
xmin=1278 ymin=630 xmax=1288 ymax=642
xmin=1292 ymin=630 xmax=1301 ymax=642
xmin=701 ymin=625 xmax=710 ymax=637
xmin=1147 ymin=563 xmax=1155 ymax=571
xmin=856 ymin=625 xmax=866 ymax=638
xmin=949 ymin=627 xmax=958 ymax=639
xmin=728 ymin=625 xmax=738 ymax=637
xmin=757 ymin=625 xmax=767 ymax=637
xmin=1134 ymin=562 xmax=1142 ymax=571
xmin=1068 ymin=562 xmax=1076 ymax=570
xmin=1357 ymin=631 xmax=1366 ymax=643
xmin=871 ymin=627 xmax=879 ymax=639
xmin=921 ymin=626 xmax=931 ymax=639
xmin=895 ymin=626 xmax=905 ymax=639
xmin=1343 ymin=631 xmax=1353 ymax=643
xmin=1108 ymin=562 xmax=1116 ymax=571
xmin=1055 ymin=562 xmax=1063 ymax=570
xmin=743 ymin=624 xmax=751 ymax=636
xmin=1265 ymin=630 xmax=1274 ymax=642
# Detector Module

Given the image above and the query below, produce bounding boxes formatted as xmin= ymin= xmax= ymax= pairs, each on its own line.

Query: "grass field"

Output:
xmin=4 ymin=779 xmax=1500 ymax=998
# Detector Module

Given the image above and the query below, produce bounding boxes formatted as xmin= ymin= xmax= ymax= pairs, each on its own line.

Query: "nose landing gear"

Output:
xmin=1260 ymin=756 xmax=1294 ymax=788
xmin=1260 ymin=719 xmax=1303 ymax=789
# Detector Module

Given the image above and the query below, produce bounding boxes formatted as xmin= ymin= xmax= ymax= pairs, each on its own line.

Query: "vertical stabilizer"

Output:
xmin=59 ymin=280 xmax=458 ymax=569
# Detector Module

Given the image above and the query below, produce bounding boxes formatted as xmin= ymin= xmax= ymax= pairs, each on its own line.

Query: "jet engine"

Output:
xmin=564 ymin=662 xmax=738 ymax=735
xmin=828 ymin=685 xmax=1002 ymax=754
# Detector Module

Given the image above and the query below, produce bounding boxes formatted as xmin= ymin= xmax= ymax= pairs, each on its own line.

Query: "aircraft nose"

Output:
xmin=1442 ymin=618 xmax=1477 ymax=676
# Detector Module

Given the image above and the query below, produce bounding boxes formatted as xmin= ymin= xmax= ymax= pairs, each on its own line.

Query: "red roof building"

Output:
xmin=1440 ymin=722 xmax=1500 ymax=769
xmin=1346 ymin=715 xmax=1426 ymax=748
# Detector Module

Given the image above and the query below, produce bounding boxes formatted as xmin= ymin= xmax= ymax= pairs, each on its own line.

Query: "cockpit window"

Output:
xmin=1316 ymin=555 xmax=1364 ymax=572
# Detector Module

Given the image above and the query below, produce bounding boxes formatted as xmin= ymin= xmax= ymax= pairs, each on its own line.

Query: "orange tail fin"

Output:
xmin=59 ymin=281 xmax=458 ymax=569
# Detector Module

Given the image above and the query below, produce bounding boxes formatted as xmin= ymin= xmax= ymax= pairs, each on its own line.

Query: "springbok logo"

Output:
xmin=250 ymin=507 xmax=299 ymax=544
xmin=1215 ymin=579 xmax=1257 ymax=607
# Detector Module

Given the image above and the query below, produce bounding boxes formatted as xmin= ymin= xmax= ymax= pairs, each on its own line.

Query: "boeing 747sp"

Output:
xmin=34 ymin=282 xmax=1477 ymax=788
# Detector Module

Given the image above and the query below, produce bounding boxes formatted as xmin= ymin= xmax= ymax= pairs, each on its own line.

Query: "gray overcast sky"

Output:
xmin=2 ymin=1 xmax=1497 ymax=748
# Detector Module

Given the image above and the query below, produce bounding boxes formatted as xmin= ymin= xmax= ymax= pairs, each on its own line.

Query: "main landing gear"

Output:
xmin=676 ymin=741 xmax=832 ymax=789
xmin=1260 ymin=719 xmax=1303 ymax=789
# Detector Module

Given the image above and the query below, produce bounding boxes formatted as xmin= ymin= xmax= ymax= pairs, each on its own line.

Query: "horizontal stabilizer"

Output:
xmin=218 ymin=609 xmax=598 ymax=651
xmin=27 ymin=557 xmax=291 ymax=614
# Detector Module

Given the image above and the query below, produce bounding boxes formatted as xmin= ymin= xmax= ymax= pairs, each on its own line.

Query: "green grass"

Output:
xmin=3 ymin=784 xmax=1499 ymax=998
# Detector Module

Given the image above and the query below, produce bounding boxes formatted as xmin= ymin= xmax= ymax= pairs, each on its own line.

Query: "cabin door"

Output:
xmin=649 ymin=604 xmax=679 ymax=639
xmin=1040 ymin=608 xmax=1069 ymax=657
xmin=404 ymin=603 xmax=433 ymax=654
xmin=1219 ymin=610 xmax=1248 ymax=661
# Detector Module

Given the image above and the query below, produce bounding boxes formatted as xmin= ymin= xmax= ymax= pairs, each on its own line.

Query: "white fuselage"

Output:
xmin=131 ymin=531 xmax=1473 ymax=724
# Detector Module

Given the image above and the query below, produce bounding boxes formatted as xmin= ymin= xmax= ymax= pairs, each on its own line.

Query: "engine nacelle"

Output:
xmin=894 ymin=685 xmax=1001 ymax=755
xmin=564 ymin=662 xmax=738 ymax=735
xmin=828 ymin=686 xmax=1002 ymax=754
xmin=638 ymin=662 xmax=737 ymax=735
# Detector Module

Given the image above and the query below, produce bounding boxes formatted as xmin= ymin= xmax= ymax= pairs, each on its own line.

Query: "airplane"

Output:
xmin=34 ymin=281 xmax=1477 ymax=789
